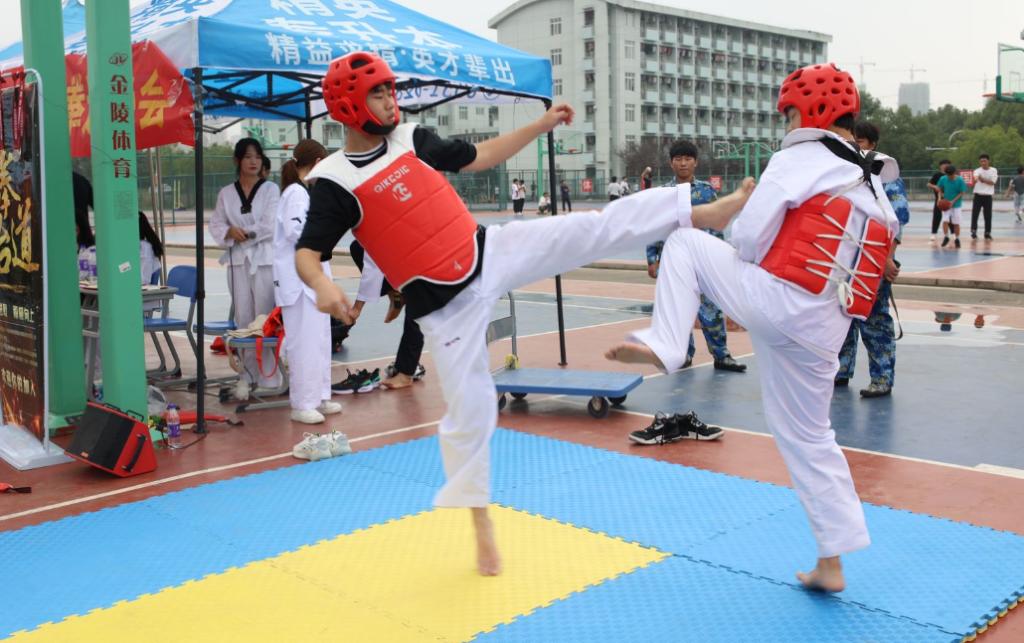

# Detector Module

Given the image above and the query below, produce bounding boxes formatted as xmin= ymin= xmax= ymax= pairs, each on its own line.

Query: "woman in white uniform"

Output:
xmin=209 ymin=138 xmax=282 ymax=398
xmin=272 ymin=139 xmax=342 ymax=424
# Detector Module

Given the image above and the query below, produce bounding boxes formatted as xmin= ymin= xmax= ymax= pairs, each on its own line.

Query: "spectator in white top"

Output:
xmin=537 ymin=192 xmax=551 ymax=214
xmin=607 ymin=175 xmax=622 ymax=201
xmin=971 ymin=154 xmax=998 ymax=240
xmin=1004 ymin=166 xmax=1024 ymax=222
xmin=511 ymin=178 xmax=525 ymax=216
xmin=619 ymin=177 xmax=632 ymax=196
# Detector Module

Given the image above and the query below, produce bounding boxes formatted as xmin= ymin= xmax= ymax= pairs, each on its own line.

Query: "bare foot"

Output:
xmin=796 ymin=556 xmax=845 ymax=593
xmin=605 ymin=342 xmax=664 ymax=369
xmin=381 ymin=372 xmax=413 ymax=389
xmin=471 ymin=507 xmax=502 ymax=576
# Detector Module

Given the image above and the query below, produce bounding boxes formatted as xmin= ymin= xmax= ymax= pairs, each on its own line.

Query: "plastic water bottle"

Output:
xmin=87 ymin=246 xmax=97 ymax=283
xmin=166 ymin=403 xmax=182 ymax=448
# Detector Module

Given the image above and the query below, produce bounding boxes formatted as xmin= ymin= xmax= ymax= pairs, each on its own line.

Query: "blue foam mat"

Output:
xmin=2 ymin=429 xmax=1022 ymax=641
xmin=688 ymin=504 xmax=1024 ymax=634
xmin=477 ymin=557 xmax=956 ymax=643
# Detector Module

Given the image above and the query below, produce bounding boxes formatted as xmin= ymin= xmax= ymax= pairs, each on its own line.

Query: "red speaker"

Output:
xmin=66 ymin=402 xmax=157 ymax=477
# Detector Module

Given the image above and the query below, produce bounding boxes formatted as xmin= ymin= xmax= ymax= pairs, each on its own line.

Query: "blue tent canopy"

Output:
xmin=27 ymin=0 xmax=552 ymax=120
xmin=0 ymin=0 xmax=87 ymax=67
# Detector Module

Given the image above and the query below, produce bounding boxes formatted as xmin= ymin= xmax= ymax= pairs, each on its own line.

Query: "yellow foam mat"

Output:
xmin=10 ymin=506 xmax=667 ymax=642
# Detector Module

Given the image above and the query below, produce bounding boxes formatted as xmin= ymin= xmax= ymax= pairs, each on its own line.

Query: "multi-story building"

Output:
xmin=488 ymin=0 xmax=831 ymax=178
xmin=898 ymin=82 xmax=930 ymax=116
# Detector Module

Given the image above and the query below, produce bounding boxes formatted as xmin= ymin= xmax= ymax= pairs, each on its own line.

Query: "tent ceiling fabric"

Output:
xmin=11 ymin=0 xmax=553 ymax=120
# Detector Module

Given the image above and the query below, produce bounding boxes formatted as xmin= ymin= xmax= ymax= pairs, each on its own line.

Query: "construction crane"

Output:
xmin=839 ymin=58 xmax=877 ymax=87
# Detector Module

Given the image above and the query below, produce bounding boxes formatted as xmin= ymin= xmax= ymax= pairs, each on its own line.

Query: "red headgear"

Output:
xmin=323 ymin=51 xmax=400 ymax=134
xmin=777 ymin=63 xmax=860 ymax=130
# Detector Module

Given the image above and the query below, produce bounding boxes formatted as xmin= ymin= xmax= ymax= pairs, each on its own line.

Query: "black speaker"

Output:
xmin=66 ymin=402 xmax=157 ymax=477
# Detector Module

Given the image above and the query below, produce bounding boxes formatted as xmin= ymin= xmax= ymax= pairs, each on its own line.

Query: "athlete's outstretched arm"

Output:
xmin=464 ymin=103 xmax=575 ymax=172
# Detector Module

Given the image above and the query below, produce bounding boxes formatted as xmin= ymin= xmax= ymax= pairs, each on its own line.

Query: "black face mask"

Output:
xmin=362 ymin=120 xmax=397 ymax=136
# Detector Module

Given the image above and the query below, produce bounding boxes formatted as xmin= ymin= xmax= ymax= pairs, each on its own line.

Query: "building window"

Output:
xmin=625 ymin=104 xmax=636 ymax=122
xmin=624 ymin=40 xmax=635 ymax=59
xmin=476 ymin=107 xmax=485 ymax=116
xmin=624 ymin=72 xmax=635 ymax=92
xmin=553 ymin=79 xmax=563 ymax=96
xmin=550 ymin=17 xmax=562 ymax=35
xmin=625 ymin=134 xmax=637 ymax=147
xmin=459 ymin=106 xmax=468 ymax=120
xmin=439 ymin=115 xmax=450 ymax=126
xmin=583 ymin=8 xmax=594 ymax=26
xmin=550 ymin=48 xmax=562 ymax=66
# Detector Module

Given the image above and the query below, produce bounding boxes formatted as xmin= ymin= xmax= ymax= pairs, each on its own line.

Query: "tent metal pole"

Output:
xmin=544 ymin=100 xmax=567 ymax=366
xmin=304 ymin=90 xmax=312 ymax=138
xmin=193 ymin=67 xmax=207 ymax=434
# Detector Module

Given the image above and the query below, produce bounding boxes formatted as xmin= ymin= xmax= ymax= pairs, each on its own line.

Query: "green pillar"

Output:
xmin=86 ymin=0 xmax=146 ymax=416
xmin=21 ymin=0 xmax=86 ymax=427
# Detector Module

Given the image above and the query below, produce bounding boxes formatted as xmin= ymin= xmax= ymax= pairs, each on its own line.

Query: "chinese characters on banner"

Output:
xmin=62 ymin=40 xmax=194 ymax=157
xmin=0 ymin=81 xmax=45 ymax=440
xmin=708 ymin=175 xmax=723 ymax=191
xmin=260 ymin=1 xmax=518 ymax=92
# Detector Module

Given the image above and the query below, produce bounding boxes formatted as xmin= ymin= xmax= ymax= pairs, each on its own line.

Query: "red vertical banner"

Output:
xmin=960 ymin=170 xmax=974 ymax=186
xmin=709 ymin=175 xmax=723 ymax=191
xmin=581 ymin=178 xmax=593 ymax=193
xmin=63 ymin=40 xmax=194 ymax=157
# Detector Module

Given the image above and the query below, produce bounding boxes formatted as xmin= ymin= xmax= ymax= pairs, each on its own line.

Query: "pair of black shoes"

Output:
xmin=628 ymin=411 xmax=724 ymax=445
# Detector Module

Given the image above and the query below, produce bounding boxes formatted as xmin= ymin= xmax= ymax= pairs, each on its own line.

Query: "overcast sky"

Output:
xmin=1 ymin=0 xmax=1021 ymax=111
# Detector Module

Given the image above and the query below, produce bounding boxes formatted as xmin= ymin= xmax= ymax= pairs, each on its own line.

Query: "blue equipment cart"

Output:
xmin=488 ymin=293 xmax=643 ymax=418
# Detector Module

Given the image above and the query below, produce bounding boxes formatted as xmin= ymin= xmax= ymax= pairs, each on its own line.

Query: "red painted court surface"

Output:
xmin=2 ymin=217 xmax=1023 ymax=641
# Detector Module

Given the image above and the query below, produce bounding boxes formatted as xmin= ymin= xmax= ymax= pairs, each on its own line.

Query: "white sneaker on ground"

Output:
xmin=292 ymin=432 xmax=332 ymax=461
xmin=326 ymin=430 xmax=352 ymax=457
xmin=291 ymin=408 xmax=326 ymax=424
xmin=317 ymin=400 xmax=343 ymax=415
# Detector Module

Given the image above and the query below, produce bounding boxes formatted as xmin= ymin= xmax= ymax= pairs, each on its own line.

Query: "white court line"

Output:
xmin=0 ymin=421 xmax=440 ymax=525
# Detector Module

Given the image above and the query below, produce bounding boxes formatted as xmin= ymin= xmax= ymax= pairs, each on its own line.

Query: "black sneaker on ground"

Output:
xmin=985 ymin=234 xmax=993 ymax=241
xmin=834 ymin=377 xmax=849 ymax=387
xmin=331 ymin=369 xmax=363 ymax=395
xmin=628 ymin=413 xmax=682 ymax=445
xmin=714 ymin=356 xmax=747 ymax=373
xmin=673 ymin=412 xmax=724 ymax=441
xmin=941 ymin=236 xmax=950 ymax=247
xmin=954 ymin=238 xmax=962 ymax=248
xmin=971 ymin=232 xmax=978 ymax=239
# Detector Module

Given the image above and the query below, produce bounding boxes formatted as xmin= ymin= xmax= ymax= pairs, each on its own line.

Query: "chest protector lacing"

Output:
xmin=760 ymin=141 xmax=894 ymax=320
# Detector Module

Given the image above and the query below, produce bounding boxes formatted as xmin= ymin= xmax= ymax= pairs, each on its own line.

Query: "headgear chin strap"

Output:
xmin=322 ymin=51 xmax=401 ymax=134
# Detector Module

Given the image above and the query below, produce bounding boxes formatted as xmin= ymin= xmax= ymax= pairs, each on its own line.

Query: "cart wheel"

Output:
xmin=608 ymin=395 xmax=627 ymax=406
xmin=504 ymin=354 xmax=520 ymax=370
xmin=587 ymin=396 xmax=610 ymax=419
xmin=511 ymin=392 xmax=528 ymax=401
xmin=497 ymin=394 xmax=507 ymax=411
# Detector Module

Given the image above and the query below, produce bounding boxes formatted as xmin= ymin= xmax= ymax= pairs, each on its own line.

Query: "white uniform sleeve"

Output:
xmin=209 ymin=187 xmax=235 ymax=248
xmin=277 ymin=186 xmax=309 ymax=245
xmin=253 ymin=183 xmax=280 ymax=243
xmin=730 ymin=175 xmax=796 ymax=264
xmin=356 ymin=252 xmax=386 ymax=303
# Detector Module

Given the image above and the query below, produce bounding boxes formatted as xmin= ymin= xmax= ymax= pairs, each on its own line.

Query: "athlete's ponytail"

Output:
xmin=280 ymin=138 xmax=328 ymax=191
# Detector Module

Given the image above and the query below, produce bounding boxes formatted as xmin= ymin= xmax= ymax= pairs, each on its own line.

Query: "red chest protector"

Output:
xmin=761 ymin=193 xmax=893 ymax=320
xmin=351 ymin=152 xmax=478 ymax=290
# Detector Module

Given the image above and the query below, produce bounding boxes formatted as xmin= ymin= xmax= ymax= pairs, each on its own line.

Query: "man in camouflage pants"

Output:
xmin=646 ymin=140 xmax=746 ymax=373
xmin=835 ymin=122 xmax=908 ymax=398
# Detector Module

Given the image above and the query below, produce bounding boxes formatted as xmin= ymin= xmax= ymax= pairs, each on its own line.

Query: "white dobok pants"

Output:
xmin=281 ymin=294 xmax=332 ymax=411
xmin=228 ymin=260 xmax=282 ymax=389
xmin=418 ymin=186 xmax=693 ymax=508
xmin=631 ymin=228 xmax=869 ymax=558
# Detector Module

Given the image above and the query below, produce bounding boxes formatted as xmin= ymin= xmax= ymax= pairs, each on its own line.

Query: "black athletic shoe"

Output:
xmin=331 ymin=369 xmax=361 ymax=394
xmin=971 ymin=231 xmax=977 ymax=239
xmin=628 ymin=413 xmax=682 ymax=445
xmin=673 ymin=411 xmax=724 ymax=441
xmin=714 ymin=356 xmax=747 ymax=373
xmin=682 ymin=357 xmax=693 ymax=369
xmin=985 ymin=234 xmax=993 ymax=241
xmin=954 ymin=238 xmax=961 ymax=248
xmin=941 ymin=236 xmax=950 ymax=247
xmin=834 ymin=377 xmax=849 ymax=387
